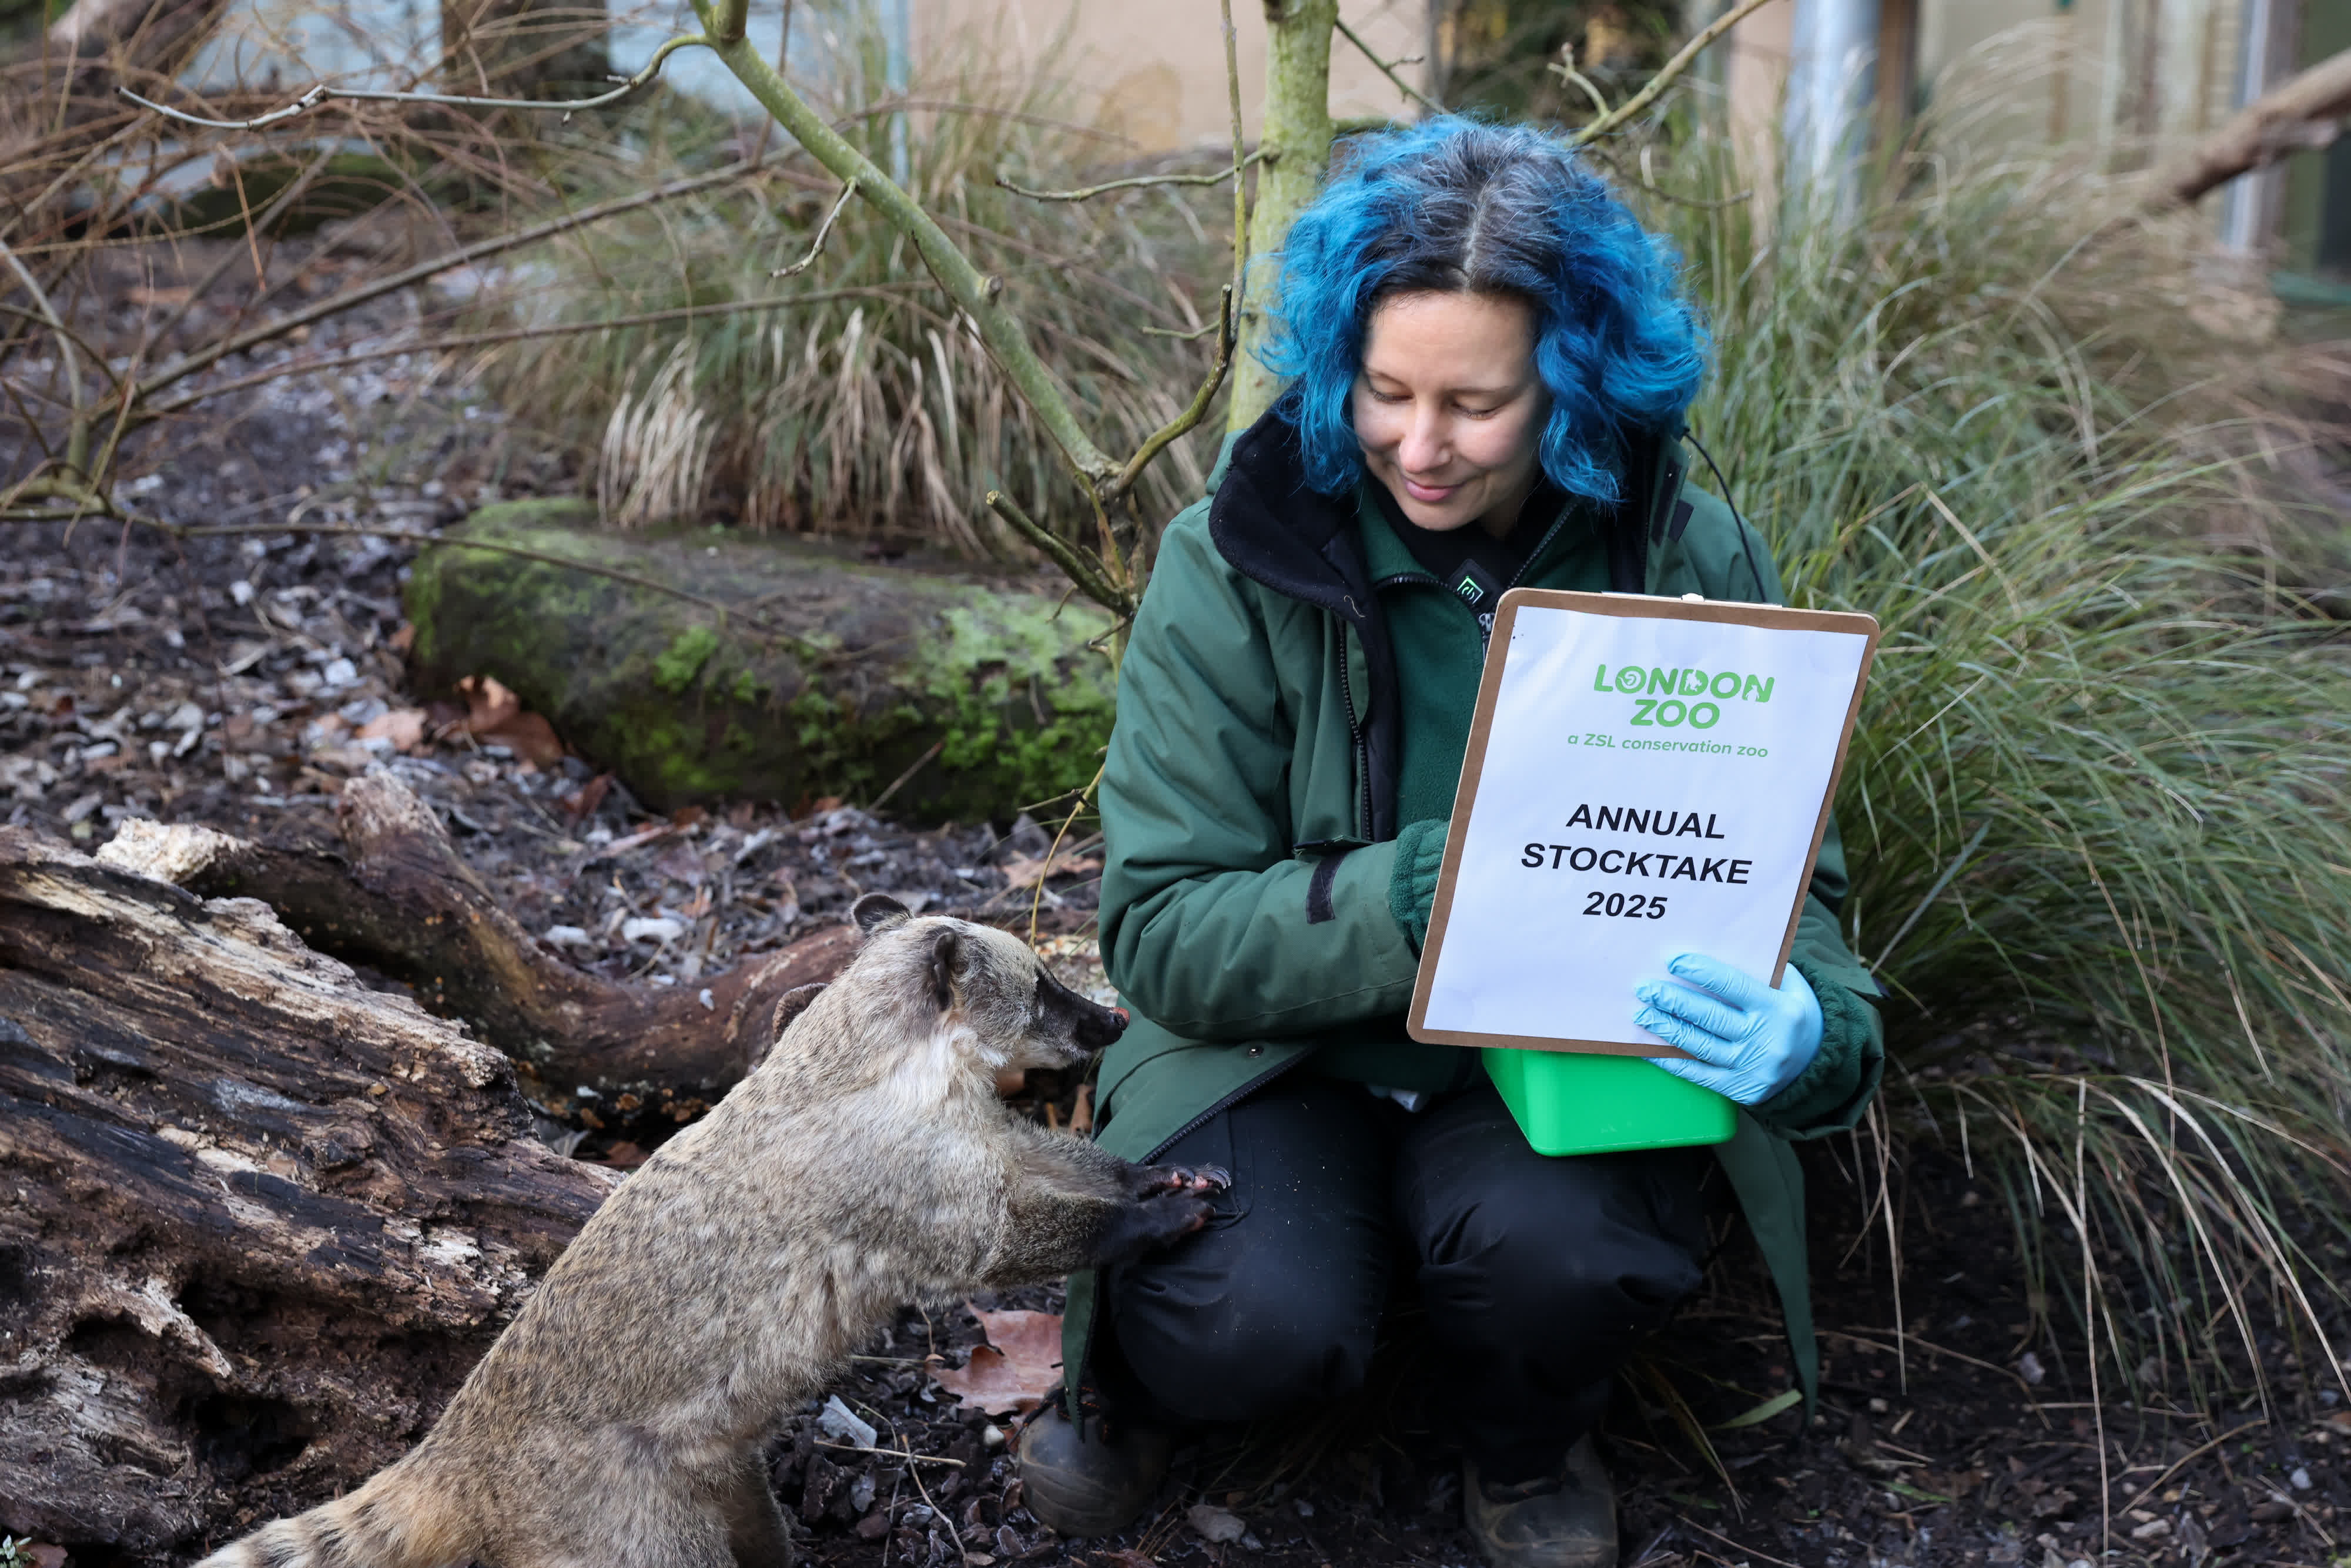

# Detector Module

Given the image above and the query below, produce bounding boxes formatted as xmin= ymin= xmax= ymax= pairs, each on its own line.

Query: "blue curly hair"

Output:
xmin=1262 ymin=116 xmax=1707 ymax=504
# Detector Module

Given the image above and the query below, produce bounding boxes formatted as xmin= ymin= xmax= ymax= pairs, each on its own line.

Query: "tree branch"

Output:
xmin=124 ymin=161 xmax=760 ymax=411
xmin=771 ymin=179 xmax=855 ymax=277
xmin=0 ymin=235 xmax=89 ymax=475
xmin=1566 ymin=0 xmax=1776 ymax=148
xmin=117 ymin=31 xmax=711 ymax=130
xmin=147 ymin=283 xmax=932 ymax=420
xmin=1335 ymin=14 xmax=1441 ymax=116
xmin=996 ymin=153 xmax=1259 ymax=204
xmin=1108 ymin=284 xmax=1233 ymax=507
xmin=984 ymin=490 xmax=1132 ymax=617
xmin=2145 ymin=47 xmax=2351 ymax=210
xmin=701 ymin=23 xmax=1118 ymax=488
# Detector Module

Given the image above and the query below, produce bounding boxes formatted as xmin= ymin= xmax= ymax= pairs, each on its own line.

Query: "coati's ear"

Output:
xmin=927 ymin=928 xmax=960 ymax=1012
xmin=852 ymin=893 xmax=911 ymax=936
xmin=747 ymin=982 xmax=826 ymax=1074
xmin=769 ymin=982 xmax=827 ymax=1038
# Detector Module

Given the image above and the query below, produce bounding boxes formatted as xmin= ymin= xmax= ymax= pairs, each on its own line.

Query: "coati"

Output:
xmin=196 ymin=893 xmax=1224 ymax=1568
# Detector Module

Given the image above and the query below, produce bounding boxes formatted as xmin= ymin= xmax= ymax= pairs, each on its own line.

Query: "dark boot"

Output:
xmin=1462 ymin=1435 xmax=1617 ymax=1568
xmin=1014 ymin=1405 xmax=1173 ymax=1538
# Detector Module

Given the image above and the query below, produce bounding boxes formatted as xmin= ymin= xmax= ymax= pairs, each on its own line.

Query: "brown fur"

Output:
xmin=195 ymin=894 xmax=1220 ymax=1568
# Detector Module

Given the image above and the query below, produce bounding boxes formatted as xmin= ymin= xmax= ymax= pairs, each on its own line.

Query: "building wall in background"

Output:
xmin=915 ymin=0 xmax=1433 ymax=153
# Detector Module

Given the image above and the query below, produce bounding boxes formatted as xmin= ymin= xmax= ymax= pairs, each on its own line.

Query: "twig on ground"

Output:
xmin=899 ymin=1438 xmax=972 ymax=1565
xmin=815 ymin=1441 xmax=964 ymax=1468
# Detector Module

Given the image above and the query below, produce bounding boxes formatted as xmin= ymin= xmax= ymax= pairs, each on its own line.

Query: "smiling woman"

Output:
xmin=1021 ymin=117 xmax=1887 ymax=1568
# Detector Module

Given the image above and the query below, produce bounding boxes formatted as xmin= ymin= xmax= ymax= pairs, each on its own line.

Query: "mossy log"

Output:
xmin=0 ymin=828 xmax=615 ymax=1559
xmin=402 ymin=502 xmax=1119 ymax=819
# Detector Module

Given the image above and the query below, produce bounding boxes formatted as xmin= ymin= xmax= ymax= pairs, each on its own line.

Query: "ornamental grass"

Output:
xmin=473 ymin=0 xmax=1230 ymax=552
xmin=1656 ymin=92 xmax=2351 ymax=1397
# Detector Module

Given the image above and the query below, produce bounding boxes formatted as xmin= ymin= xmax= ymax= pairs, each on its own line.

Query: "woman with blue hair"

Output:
xmin=1019 ymin=118 xmax=1883 ymax=1568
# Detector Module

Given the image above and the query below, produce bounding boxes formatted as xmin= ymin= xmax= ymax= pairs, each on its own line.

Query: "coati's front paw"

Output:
xmin=1133 ymin=1190 xmax=1217 ymax=1245
xmin=1087 ymin=1187 xmax=1221 ymax=1265
xmin=1130 ymin=1164 xmax=1232 ymax=1200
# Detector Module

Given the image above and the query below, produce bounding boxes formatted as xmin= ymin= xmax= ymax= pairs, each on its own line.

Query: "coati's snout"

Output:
xmin=1046 ymin=968 xmax=1127 ymax=1054
xmin=849 ymin=893 xmax=1127 ymax=1071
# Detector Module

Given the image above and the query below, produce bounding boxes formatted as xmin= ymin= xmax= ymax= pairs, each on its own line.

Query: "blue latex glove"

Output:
xmin=1634 ymin=953 xmax=1823 ymax=1105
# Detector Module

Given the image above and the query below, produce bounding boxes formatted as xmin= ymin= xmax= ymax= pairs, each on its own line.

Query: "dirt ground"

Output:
xmin=2 ymin=237 xmax=2345 ymax=1568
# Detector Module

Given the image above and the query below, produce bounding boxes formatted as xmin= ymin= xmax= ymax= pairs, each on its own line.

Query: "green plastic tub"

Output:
xmin=1483 ymin=1047 xmax=1736 ymax=1156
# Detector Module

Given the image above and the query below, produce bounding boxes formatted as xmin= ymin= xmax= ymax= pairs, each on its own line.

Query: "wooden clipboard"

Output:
xmin=1405 ymin=588 xmax=1880 ymax=1056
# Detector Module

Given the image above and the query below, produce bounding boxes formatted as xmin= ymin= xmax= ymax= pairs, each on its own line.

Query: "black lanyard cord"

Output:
xmin=1682 ymin=430 xmax=1773 ymax=604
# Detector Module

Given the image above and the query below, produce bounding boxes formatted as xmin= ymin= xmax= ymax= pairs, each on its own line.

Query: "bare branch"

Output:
xmin=1107 ymin=284 xmax=1235 ymax=505
xmin=148 ymin=282 xmax=932 ymax=420
xmin=1335 ymin=14 xmax=1441 ymax=116
xmin=117 ymin=31 xmax=711 ymax=130
xmin=996 ymin=154 xmax=1258 ymax=204
xmin=0 ymin=234 xmax=89 ymax=474
xmin=1140 ymin=319 xmax=1221 ymax=341
xmin=984 ymin=490 xmax=1133 ymax=618
xmin=1566 ymin=0 xmax=1776 ymax=148
xmin=2146 ymin=46 xmax=2351 ymax=210
xmin=1223 ymin=0 xmax=1250 ymax=313
xmin=1550 ymin=58 xmax=1612 ymax=122
xmin=130 ymin=160 xmax=761 ymax=409
xmin=771 ymin=179 xmax=856 ymax=278
xmin=703 ymin=24 xmax=1118 ymax=487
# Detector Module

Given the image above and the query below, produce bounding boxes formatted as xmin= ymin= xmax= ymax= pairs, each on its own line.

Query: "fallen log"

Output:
xmin=98 ymin=770 xmax=863 ymax=1103
xmin=0 ymin=827 xmax=615 ymax=1559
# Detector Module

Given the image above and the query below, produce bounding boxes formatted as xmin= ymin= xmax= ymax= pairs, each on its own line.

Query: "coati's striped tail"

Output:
xmin=193 ymin=1456 xmax=473 ymax=1568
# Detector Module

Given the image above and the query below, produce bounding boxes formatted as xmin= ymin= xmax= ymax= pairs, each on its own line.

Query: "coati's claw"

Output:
xmin=1131 ymin=1164 xmax=1195 ymax=1197
xmin=1190 ymin=1165 xmax=1231 ymax=1194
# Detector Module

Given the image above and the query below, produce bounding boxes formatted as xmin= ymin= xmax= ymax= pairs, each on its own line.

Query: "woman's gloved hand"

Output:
xmin=1633 ymin=954 xmax=1823 ymax=1105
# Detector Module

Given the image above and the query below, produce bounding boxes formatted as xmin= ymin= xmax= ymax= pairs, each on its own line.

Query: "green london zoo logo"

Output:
xmin=1591 ymin=664 xmax=1775 ymax=730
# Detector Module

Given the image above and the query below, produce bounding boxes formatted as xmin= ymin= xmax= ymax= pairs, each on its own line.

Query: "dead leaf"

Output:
xmin=447 ymin=674 xmax=565 ymax=766
xmin=387 ymin=621 xmax=416 ymax=655
xmin=927 ymin=1304 xmax=1064 ymax=1415
xmin=1096 ymin=1551 xmax=1157 ymax=1568
xmin=564 ymin=772 xmax=614 ymax=822
xmin=355 ymin=708 xmax=427 ymax=752
xmin=652 ymin=842 xmax=708 ymax=885
xmin=997 ymin=851 xmax=1103 ymax=890
xmin=1186 ymin=1504 xmax=1246 ymax=1544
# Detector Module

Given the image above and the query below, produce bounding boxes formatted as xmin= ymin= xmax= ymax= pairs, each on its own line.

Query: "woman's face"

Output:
xmin=1352 ymin=289 xmax=1548 ymax=538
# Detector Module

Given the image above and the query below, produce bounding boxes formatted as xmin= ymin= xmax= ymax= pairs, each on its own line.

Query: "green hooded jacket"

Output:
xmin=1060 ymin=411 xmax=1884 ymax=1419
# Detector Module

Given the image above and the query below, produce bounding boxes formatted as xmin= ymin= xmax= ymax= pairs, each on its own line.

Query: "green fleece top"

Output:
xmin=1313 ymin=483 xmax=1879 ymax=1133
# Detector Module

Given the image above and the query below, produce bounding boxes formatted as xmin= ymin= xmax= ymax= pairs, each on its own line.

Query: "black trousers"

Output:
xmin=1101 ymin=1077 xmax=1713 ymax=1485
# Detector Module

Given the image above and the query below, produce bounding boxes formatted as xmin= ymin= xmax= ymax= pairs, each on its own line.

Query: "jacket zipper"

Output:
xmin=1335 ymin=636 xmax=1372 ymax=840
xmin=1143 ymin=1053 xmax=1302 ymax=1163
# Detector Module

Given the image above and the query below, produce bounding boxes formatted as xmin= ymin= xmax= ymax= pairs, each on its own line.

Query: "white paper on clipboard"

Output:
xmin=1407 ymin=589 xmax=1878 ymax=1056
